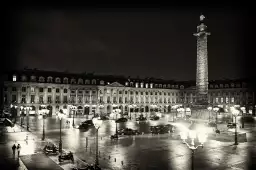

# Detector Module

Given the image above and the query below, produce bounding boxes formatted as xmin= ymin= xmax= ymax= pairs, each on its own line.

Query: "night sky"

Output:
xmin=4 ymin=7 xmax=254 ymax=81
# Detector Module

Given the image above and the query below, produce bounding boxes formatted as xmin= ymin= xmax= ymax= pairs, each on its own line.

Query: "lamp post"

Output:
xmin=70 ymin=105 xmax=77 ymax=127
xmin=10 ymin=104 xmax=18 ymax=123
xmin=180 ymin=123 xmax=208 ymax=170
xmin=39 ymin=106 xmax=49 ymax=141
xmin=213 ymin=107 xmax=219 ymax=131
xmin=20 ymin=106 xmax=24 ymax=127
xmin=240 ymin=106 xmax=245 ymax=128
xmin=92 ymin=117 xmax=103 ymax=168
xmin=207 ymin=106 xmax=213 ymax=122
xmin=25 ymin=106 xmax=32 ymax=131
xmin=114 ymin=108 xmax=121 ymax=136
xmin=58 ymin=110 xmax=65 ymax=154
xmin=230 ymin=107 xmax=240 ymax=145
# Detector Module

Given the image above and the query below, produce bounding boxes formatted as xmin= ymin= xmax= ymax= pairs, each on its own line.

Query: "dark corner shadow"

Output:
xmin=247 ymin=146 xmax=256 ymax=170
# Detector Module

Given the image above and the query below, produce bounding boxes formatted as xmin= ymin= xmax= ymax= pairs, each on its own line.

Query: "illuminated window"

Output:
xmin=140 ymin=83 xmax=144 ymax=88
xmin=145 ymin=83 xmax=148 ymax=88
xmin=31 ymin=87 xmax=35 ymax=92
xmin=216 ymin=97 xmax=218 ymax=103
xmin=231 ymin=97 xmax=234 ymax=103
xmin=221 ymin=97 xmax=223 ymax=103
xmin=13 ymin=75 xmax=17 ymax=82
xmin=150 ymin=83 xmax=153 ymax=88
xmin=226 ymin=97 xmax=229 ymax=103
xmin=135 ymin=83 xmax=139 ymax=88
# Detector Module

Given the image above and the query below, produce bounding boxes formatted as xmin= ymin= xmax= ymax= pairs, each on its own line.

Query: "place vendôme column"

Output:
xmin=191 ymin=15 xmax=211 ymax=118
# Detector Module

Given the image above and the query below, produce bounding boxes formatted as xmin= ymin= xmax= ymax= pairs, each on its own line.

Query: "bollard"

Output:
xmin=101 ymin=137 xmax=102 ymax=140
xmin=109 ymin=156 xmax=111 ymax=159
xmin=114 ymin=158 xmax=116 ymax=162
xmin=99 ymin=151 xmax=100 ymax=156
xmin=121 ymin=161 xmax=123 ymax=165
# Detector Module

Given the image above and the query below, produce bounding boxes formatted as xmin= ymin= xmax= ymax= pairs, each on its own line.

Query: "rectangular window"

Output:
xmin=21 ymin=95 xmax=26 ymax=103
xmin=39 ymin=88 xmax=44 ymax=92
xmin=48 ymin=88 xmax=52 ymax=93
xmin=31 ymin=95 xmax=35 ymax=103
xmin=63 ymin=96 xmax=68 ymax=103
xmin=12 ymin=87 xmax=16 ymax=91
xmin=56 ymin=88 xmax=60 ymax=93
xmin=22 ymin=87 xmax=26 ymax=92
xmin=231 ymin=97 xmax=234 ymax=103
xmin=39 ymin=96 xmax=44 ymax=103
xmin=47 ymin=96 xmax=52 ymax=103
xmin=13 ymin=75 xmax=17 ymax=81
xmin=221 ymin=97 xmax=224 ymax=103
xmin=56 ymin=96 xmax=60 ymax=103
xmin=31 ymin=87 xmax=35 ymax=92
xmin=216 ymin=97 xmax=218 ymax=103
xmin=64 ymin=89 xmax=68 ymax=93
xmin=12 ymin=95 xmax=16 ymax=103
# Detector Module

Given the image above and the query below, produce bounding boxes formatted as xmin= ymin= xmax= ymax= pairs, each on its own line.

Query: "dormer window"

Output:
xmin=242 ymin=82 xmax=247 ymax=88
xmin=78 ymin=78 xmax=83 ymax=85
xmin=92 ymin=79 xmax=96 ymax=85
xmin=21 ymin=75 xmax=27 ymax=81
xmin=140 ymin=82 xmax=143 ymax=88
xmin=180 ymin=85 xmax=184 ymax=89
xmin=135 ymin=83 xmax=139 ymax=88
xmin=100 ymin=80 xmax=104 ymax=85
xmin=71 ymin=78 xmax=76 ymax=84
xmin=12 ymin=75 xmax=17 ymax=82
xmin=47 ymin=77 xmax=53 ymax=83
xmin=150 ymin=83 xmax=153 ymax=88
xmin=231 ymin=83 xmax=234 ymax=88
xmin=225 ymin=84 xmax=229 ymax=88
xmin=210 ymin=84 xmax=213 ymax=88
xmin=63 ymin=77 xmax=68 ymax=84
xmin=145 ymin=83 xmax=148 ymax=88
xmin=125 ymin=82 xmax=129 ymax=86
xmin=155 ymin=84 xmax=158 ymax=88
xmin=55 ymin=77 xmax=61 ymax=83
xmin=85 ymin=79 xmax=90 ymax=85
xmin=163 ymin=84 xmax=166 ymax=88
xmin=236 ymin=83 xmax=241 ymax=88
xmin=130 ymin=82 xmax=133 ymax=86
xmin=175 ymin=85 xmax=178 ymax=88
xmin=167 ymin=84 xmax=171 ymax=88
xmin=39 ymin=76 xmax=45 ymax=83
xmin=31 ymin=75 xmax=36 ymax=82
xmin=159 ymin=84 xmax=162 ymax=88
xmin=215 ymin=85 xmax=218 ymax=88
xmin=220 ymin=84 xmax=223 ymax=88
xmin=171 ymin=85 xmax=175 ymax=89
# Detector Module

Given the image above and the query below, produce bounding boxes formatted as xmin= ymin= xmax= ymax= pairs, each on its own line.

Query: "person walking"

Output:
xmin=12 ymin=144 xmax=16 ymax=155
xmin=17 ymin=144 xmax=21 ymax=157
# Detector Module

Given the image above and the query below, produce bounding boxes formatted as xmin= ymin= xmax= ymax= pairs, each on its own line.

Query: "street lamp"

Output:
xmin=39 ymin=106 xmax=49 ymax=140
xmin=70 ymin=105 xmax=77 ymax=127
xmin=213 ymin=107 xmax=219 ymax=132
xmin=10 ymin=104 xmax=18 ymax=123
xmin=25 ymin=106 xmax=32 ymax=131
xmin=180 ymin=123 xmax=208 ymax=170
xmin=207 ymin=106 xmax=213 ymax=122
xmin=58 ymin=110 xmax=65 ymax=154
xmin=240 ymin=106 xmax=246 ymax=128
xmin=113 ymin=108 xmax=121 ymax=137
xmin=230 ymin=107 xmax=240 ymax=145
xmin=92 ymin=117 xmax=103 ymax=168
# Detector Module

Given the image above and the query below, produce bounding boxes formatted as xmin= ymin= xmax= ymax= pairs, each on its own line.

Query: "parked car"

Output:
xmin=227 ymin=122 xmax=237 ymax=129
xmin=149 ymin=115 xmax=160 ymax=121
xmin=150 ymin=124 xmax=175 ymax=134
xmin=77 ymin=120 xmax=94 ymax=129
xmin=99 ymin=115 xmax=109 ymax=120
xmin=115 ymin=117 xmax=128 ymax=123
xmin=206 ymin=121 xmax=217 ymax=128
xmin=136 ymin=115 xmax=147 ymax=121
xmin=117 ymin=128 xmax=141 ymax=135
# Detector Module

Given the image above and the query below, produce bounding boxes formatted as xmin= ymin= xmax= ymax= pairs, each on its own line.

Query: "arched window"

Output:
xmin=163 ymin=84 xmax=166 ymax=88
xmin=167 ymin=84 xmax=171 ymax=88
xmin=47 ymin=76 xmax=53 ymax=83
xmin=171 ymin=85 xmax=175 ymax=89
xmin=78 ymin=78 xmax=83 ymax=85
xmin=85 ymin=79 xmax=90 ymax=85
xmin=155 ymin=84 xmax=158 ymax=88
xmin=63 ymin=77 xmax=68 ymax=84
xmin=55 ymin=77 xmax=61 ymax=83
xmin=159 ymin=84 xmax=162 ymax=88
xmin=71 ymin=78 xmax=76 ymax=84
xmin=92 ymin=79 xmax=96 ymax=85
xmin=180 ymin=85 xmax=184 ymax=89
xmin=39 ymin=76 xmax=45 ymax=83
xmin=135 ymin=83 xmax=139 ymax=88
xmin=140 ymin=82 xmax=144 ymax=88
xmin=150 ymin=83 xmax=153 ymax=88
xmin=130 ymin=82 xmax=133 ymax=86
xmin=21 ymin=75 xmax=27 ymax=81
xmin=100 ymin=80 xmax=104 ymax=85
xmin=145 ymin=83 xmax=148 ymax=88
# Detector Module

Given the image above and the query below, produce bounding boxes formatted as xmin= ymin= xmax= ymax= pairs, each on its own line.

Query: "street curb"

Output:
xmin=18 ymin=157 xmax=29 ymax=170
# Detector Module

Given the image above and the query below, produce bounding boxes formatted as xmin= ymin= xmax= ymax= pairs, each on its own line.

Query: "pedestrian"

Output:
xmin=12 ymin=144 xmax=16 ymax=155
xmin=17 ymin=144 xmax=21 ymax=157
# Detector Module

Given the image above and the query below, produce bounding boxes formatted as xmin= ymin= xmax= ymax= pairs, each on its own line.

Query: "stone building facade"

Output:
xmin=2 ymin=69 xmax=255 ymax=116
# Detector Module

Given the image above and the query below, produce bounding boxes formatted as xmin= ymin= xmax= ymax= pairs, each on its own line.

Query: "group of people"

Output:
xmin=12 ymin=143 xmax=21 ymax=157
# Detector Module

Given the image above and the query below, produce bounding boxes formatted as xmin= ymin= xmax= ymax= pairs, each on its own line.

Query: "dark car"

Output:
xmin=117 ymin=128 xmax=141 ymax=135
xmin=150 ymin=115 xmax=160 ymax=121
xmin=78 ymin=120 xmax=94 ymax=129
xmin=206 ymin=121 xmax=217 ymax=128
xmin=136 ymin=115 xmax=147 ymax=121
xmin=115 ymin=117 xmax=128 ymax=123
xmin=150 ymin=124 xmax=175 ymax=134
xmin=227 ymin=122 xmax=236 ymax=129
